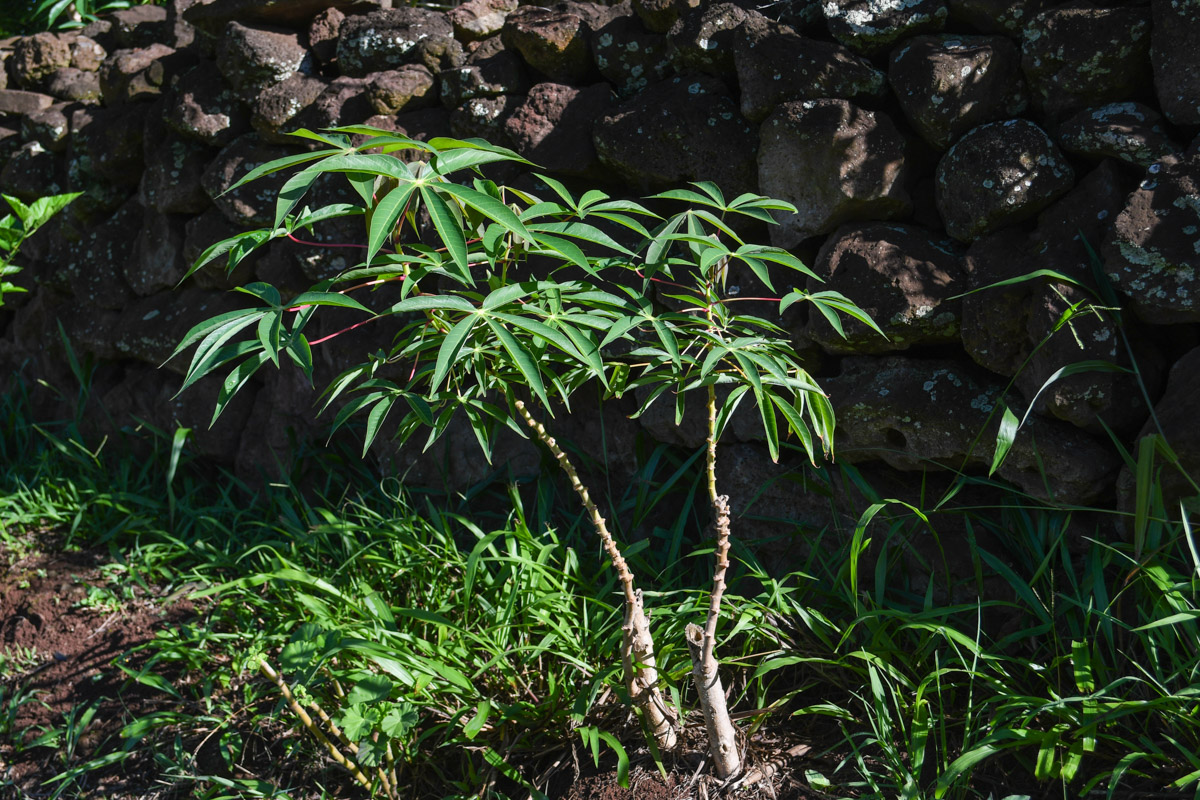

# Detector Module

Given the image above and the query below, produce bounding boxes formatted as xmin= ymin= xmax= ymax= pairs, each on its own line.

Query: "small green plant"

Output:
xmin=29 ymin=0 xmax=162 ymax=31
xmin=0 ymin=646 xmax=40 ymax=678
xmin=171 ymin=127 xmax=876 ymax=781
xmin=0 ymin=192 xmax=81 ymax=308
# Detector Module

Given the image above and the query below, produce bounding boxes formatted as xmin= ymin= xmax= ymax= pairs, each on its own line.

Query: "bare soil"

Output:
xmin=1 ymin=536 xmax=185 ymax=796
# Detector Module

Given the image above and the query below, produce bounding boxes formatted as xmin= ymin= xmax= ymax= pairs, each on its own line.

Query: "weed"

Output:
xmin=0 ymin=646 xmax=40 ymax=679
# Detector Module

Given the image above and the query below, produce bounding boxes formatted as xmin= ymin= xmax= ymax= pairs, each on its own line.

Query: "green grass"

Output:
xmin=1 ymin=376 xmax=1199 ymax=799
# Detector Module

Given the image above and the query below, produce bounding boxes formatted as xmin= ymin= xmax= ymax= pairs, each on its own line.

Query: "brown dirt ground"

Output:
xmin=0 ymin=533 xmax=199 ymax=798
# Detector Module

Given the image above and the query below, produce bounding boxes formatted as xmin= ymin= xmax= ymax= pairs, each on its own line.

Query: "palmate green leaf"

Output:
xmin=235 ymin=282 xmax=282 ymax=307
xmin=256 ymin=311 xmax=283 ymax=366
xmin=382 ymin=703 xmax=419 ymax=739
xmin=526 ymin=221 xmax=634 ymax=255
xmin=179 ymin=316 xmax=266 ymax=393
xmin=224 ymin=149 xmax=344 ymax=195
xmin=756 ymin=385 xmax=780 ymax=461
xmin=649 ymin=317 xmax=680 ymax=368
xmin=431 ymin=316 xmax=478 ymax=389
xmin=772 ymin=392 xmax=816 ymax=462
xmin=530 ymin=232 xmax=593 ymax=274
xmin=213 ymin=350 xmax=271 ymax=426
xmin=182 ymin=228 xmax=277 ymax=281
xmin=366 ymin=181 xmax=417 ymax=266
xmin=288 ymin=291 xmax=372 ymax=313
xmin=338 ymin=704 xmax=376 ymax=742
xmin=649 ymin=187 xmax=725 ymax=209
xmin=363 ymin=393 xmax=399 ymax=455
xmin=490 ymin=311 xmax=592 ymax=369
xmin=388 ymin=294 xmax=476 ymax=314
xmin=347 ymin=674 xmax=395 ymax=705
xmin=437 ymin=182 xmax=531 ymax=241
xmin=484 ymin=317 xmax=548 ymax=406
xmin=419 ymin=185 xmax=470 ymax=280
xmin=274 ymin=166 xmax=324 ymax=230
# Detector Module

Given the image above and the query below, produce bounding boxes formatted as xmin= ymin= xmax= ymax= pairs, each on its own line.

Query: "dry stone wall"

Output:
xmin=1 ymin=0 xmax=1198 ymax=530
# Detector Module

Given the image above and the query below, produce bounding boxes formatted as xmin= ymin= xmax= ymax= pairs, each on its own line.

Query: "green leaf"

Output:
xmin=363 ymin=393 xmax=398 ymax=455
xmin=212 ymin=351 xmax=271 ymax=426
xmin=225 ymin=150 xmax=343 ymax=194
xmin=756 ymin=386 xmax=780 ymax=461
xmin=484 ymin=317 xmax=548 ymax=406
xmin=649 ymin=187 xmax=724 ymax=209
xmin=286 ymin=128 xmax=352 ymax=148
xmin=429 ymin=317 xmax=477 ymax=390
xmin=530 ymin=233 xmax=594 ymax=274
xmin=526 ymin=221 xmax=633 ymax=255
xmin=21 ymin=191 xmax=83 ymax=229
xmin=419 ymin=185 xmax=470 ymax=280
xmin=990 ymin=405 xmax=1019 ymax=476
xmin=355 ymin=736 xmax=389 ymax=768
xmin=935 ymin=730 xmax=1035 ymax=797
xmin=490 ymin=311 xmax=588 ymax=365
xmin=288 ymin=291 xmax=372 ymax=314
xmin=389 ymin=294 xmax=476 ymax=314
xmin=437 ymin=183 xmax=531 ymax=241
xmin=234 ymin=282 xmax=282 ymax=307
xmin=367 ymin=182 xmax=417 ymax=266
xmin=381 ymin=704 xmax=419 ymax=739
xmin=482 ymin=281 xmax=532 ymax=310
xmin=273 ymin=166 xmax=324 ymax=230
xmin=347 ymin=674 xmax=395 ymax=705
xmin=256 ymin=311 xmax=283 ymax=367
xmin=430 ymin=141 xmax=531 ymax=175
xmin=337 ymin=705 xmax=375 ymax=741
xmin=177 ymin=315 xmax=264 ymax=390
xmin=771 ymin=392 xmax=814 ymax=460
xmin=649 ymin=317 xmax=680 ymax=368
xmin=462 ymin=700 xmax=491 ymax=740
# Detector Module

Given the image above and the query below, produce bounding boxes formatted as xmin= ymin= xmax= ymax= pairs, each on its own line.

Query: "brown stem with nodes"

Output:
xmin=259 ymin=659 xmax=384 ymax=796
xmin=513 ymin=399 xmax=677 ymax=752
xmin=685 ymin=383 xmax=740 ymax=780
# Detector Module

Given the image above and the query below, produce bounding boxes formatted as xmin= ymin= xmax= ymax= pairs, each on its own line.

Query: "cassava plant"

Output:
xmin=170 ymin=126 xmax=879 ymax=781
